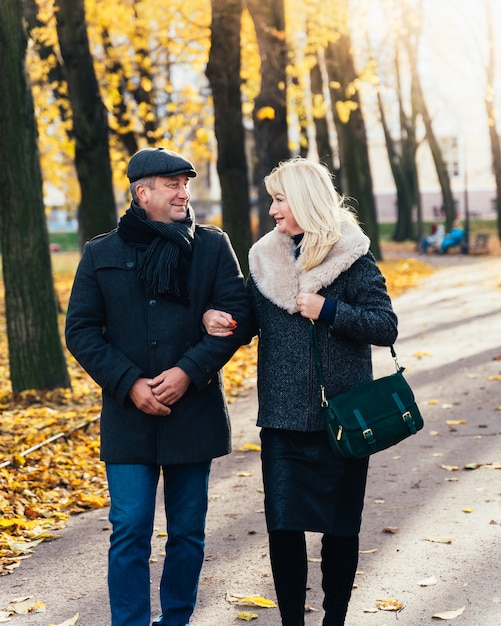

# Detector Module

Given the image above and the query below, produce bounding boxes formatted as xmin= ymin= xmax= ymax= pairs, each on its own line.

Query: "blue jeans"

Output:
xmin=106 ymin=461 xmax=211 ymax=626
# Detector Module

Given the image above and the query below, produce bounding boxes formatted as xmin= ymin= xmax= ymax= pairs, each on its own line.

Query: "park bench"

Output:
xmin=468 ymin=232 xmax=490 ymax=254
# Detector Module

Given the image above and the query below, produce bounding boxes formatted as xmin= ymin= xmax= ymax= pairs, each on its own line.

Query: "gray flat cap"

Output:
xmin=127 ymin=147 xmax=197 ymax=183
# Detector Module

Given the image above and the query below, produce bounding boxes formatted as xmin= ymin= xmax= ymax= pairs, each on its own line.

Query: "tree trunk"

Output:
xmin=412 ymin=73 xmax=455 ymax=232
xmin=324 ymin=34 xmax=382 ymax=260
xmin=0 ymin=0 xmax=70 ymax=392
xmin=206 ymin=0 xmax=252 ymax=275
xmin=310 ymin=59 xmax=338 ymax=179
xmin=484 ymin=0 xmax=501 ymax=241
xmin=247 ymin=0 xmax=290 ymax=237
xmin=55 ymin=0 xmax=117 ymax=249
xmin=376 ymin=48 xmax=421 ymax=242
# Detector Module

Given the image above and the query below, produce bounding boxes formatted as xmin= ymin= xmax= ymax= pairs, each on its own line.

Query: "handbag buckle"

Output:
xmin=402 ymin=411 xmax=411 ymax=422
xmin=320 ymin=385 xmax=329 ymax=408
xmin=362 ymin=428 xmax=374 ymax=440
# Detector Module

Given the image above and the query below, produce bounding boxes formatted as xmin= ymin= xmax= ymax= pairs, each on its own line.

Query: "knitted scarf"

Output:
xmin=117 ymin=202 xmax=195 ymax=303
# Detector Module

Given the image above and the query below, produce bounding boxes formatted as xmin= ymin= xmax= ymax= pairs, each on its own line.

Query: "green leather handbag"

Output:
xmin=310 ymin=321 xmax=424 ymax=459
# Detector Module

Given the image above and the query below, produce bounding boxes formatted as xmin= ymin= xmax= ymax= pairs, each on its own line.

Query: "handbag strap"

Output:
xmin=309 ymin=320 xmax=400 ymax=407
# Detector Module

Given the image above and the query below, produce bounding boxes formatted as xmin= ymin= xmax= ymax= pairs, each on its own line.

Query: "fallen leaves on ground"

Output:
xmin=417 ymin=576 xmax=437 ymax=586
xmin=226 ymin=592 xmax=277 ymax=608
xmin=422 ymin=536 xmax=454 ymax=544
xmin=237 ymin=611 xmax=258 ymax=621
xmin=0 ymin=253 xmax=431 ymax=574
xmin=375 ymin=597 xmax=404 ymax=611
xmin=0 ymin=596 xmax=46 ymax=619
xmin=432 ymin=606 xmax=466 ymax=620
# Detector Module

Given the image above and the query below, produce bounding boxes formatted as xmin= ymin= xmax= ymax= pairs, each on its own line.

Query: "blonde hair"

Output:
xmin=264 ymin=157 xmax=361 ymax=270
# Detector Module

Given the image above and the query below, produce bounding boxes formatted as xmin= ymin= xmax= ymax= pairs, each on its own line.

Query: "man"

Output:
xmin=65 ymin=147 xmax=250 ymax=626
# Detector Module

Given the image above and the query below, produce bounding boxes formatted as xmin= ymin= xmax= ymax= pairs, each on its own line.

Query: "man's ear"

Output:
xmin=135 ymin=181 xmax=151 ymax=202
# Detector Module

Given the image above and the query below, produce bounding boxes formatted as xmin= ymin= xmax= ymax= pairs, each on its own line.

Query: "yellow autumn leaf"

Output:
xmin=427 ymin=399 xmax=440 ymax=405
xmin=422 ymin=536 xmax=454 ymax=544
xmin=376 ymin=597 xmax=404 ymax=611
xmin=226 ymin=592 xmax=277 ymax=608
xmin=440 ymin=465 xmax=459 ymax=471
xmin=335 ymin=100 xmax=358 ymax=123
xmin=233 ymin=471 xmax=253 ymax=477
xmin=432 ymin=605 xmax=465 ymax=619
xmin=255 ymin=106 xmax=276 ymax=121
xmin=238 ymin=443 xmax=261 ymax=452
xmin=0 ymin=519 xmax=16 ymax=528
xmin=462 ymin=507 xmax=473 ymax=513
xmin=445 ymin=420 xmax=466 ymax=426
xmin=49 ymin=614 xmax=79 ymax=626
xmin=10 ymin=597 xmax=45 ymax=615
xmin=486 ymin=375 xmax=501 ymax=381
xmin=237 ymin=611 xmax=258 ymax=621
xmin=413 ymin=351 xmax=432 ymax=358
xmin=77 ymin=493 xmax=107 ymax=508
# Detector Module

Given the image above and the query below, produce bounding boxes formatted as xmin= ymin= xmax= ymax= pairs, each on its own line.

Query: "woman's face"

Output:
xmin=269 ymin=193 xmax=303 ymax=235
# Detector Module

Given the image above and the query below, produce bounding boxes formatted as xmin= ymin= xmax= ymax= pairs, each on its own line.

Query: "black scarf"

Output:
xmin=117 ymin=202 xmax=195 ymax=303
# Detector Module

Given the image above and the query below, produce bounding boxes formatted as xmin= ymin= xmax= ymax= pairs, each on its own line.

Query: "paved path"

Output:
xmin=1 ymin=254 xmax=501 ymax=626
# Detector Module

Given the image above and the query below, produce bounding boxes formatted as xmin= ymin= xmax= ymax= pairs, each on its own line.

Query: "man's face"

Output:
xmin=139 ymin=174 xmax=191 ymax=223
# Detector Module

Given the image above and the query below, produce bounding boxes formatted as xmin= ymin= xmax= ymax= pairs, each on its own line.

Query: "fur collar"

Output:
xmin=249 ymin=223 xmax=370 ymax=314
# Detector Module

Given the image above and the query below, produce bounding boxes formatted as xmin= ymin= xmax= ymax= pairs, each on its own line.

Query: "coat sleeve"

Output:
xmin=65 ymin=243 xmax=144 ymax=405
xmin=175 ymin=231 xmax=251 ymax=390
xmin=329 ymin=253 xmax=398 ymax=347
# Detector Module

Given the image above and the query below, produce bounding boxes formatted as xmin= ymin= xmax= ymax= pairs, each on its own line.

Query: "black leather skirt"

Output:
xmin=260 ymin=428 xmax=369 ymax=536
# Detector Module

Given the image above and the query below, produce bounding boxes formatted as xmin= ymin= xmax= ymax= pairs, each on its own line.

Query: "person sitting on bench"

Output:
xmin=440 ymin=220 xmax=464 ymax=253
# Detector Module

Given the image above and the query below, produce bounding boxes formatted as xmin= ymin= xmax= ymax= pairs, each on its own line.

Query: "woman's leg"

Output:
xmin=268 ymin=530 xmax=307 ymax=626
xmin=321 ymin=534 xmax=359 ymax=626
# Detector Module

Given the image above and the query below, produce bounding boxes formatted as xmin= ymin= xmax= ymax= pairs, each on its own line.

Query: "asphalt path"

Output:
xmin=1 ymin=253 xmax=501 ymax=626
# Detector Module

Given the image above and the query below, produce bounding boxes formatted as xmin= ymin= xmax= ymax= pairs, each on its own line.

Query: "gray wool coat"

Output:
xmin=65 ymin=225 xmax=250 ymax=465
xmin=248 ymin=223 xmax=398 ymax=432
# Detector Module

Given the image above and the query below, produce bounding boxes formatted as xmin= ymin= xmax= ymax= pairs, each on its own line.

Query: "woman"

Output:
xmin=204 ymin=157 xmax=398 ymax=626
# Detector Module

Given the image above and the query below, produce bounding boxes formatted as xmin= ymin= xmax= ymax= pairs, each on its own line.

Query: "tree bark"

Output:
xmin=310 ymin=59 xmax=338 ymax=179
xmin=484 ymin=0 xmax=501 ymax=241
xmin=324 ymin=33 xmax=382 ymax=260
xmin=412 ymin=72 xmax=455 ymax=232
xmin=376 ymin=48 xmax=421 ymax=242
xmin=206 ymin=0 xmax=252 ymax=275
xmin=0 ymin=0 xmax=70 ymax=392
xmin=247 ymin=0 xmax=290 ymax=236
xmin=55 ymin=0 xmax=117 ymax=249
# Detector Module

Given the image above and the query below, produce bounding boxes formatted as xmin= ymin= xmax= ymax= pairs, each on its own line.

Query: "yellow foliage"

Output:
xmin=335 ymin=99 xmax=358 ymax=123
xmin=256 ymin=106 xmax=276 ymax=121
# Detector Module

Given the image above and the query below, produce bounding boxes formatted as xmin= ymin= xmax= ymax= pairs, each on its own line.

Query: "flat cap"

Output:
xmin=127 ymin=147 xmax=197 ymax=183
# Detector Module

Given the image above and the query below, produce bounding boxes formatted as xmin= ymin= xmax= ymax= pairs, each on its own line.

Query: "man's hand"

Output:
xmin=148 ymin=366 xmax=191 ymax=406
xmin=128 ymin=378 xmax=172 ymax=416
xmin=202 ymin=309 xmax=237 ymax=337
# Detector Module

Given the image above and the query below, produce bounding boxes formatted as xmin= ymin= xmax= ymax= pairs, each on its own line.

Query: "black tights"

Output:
xmin=268 ymin=530 xmax=359 ymax=626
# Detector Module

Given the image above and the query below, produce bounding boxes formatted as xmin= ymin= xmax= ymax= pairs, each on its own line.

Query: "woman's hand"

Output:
xmin=296 ymin=292 xmax=325 ymax=320
xmin=202 ymin=309 xmax=237 ymax=337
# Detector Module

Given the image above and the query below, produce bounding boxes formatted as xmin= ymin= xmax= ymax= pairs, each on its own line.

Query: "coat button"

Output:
xmin=150 ymin=341 xmax=159 ymax=350
xmin=126 ymin=261 xmax=135 ymax=268
xmin=149 ymin=299 xmax=157 ymax=307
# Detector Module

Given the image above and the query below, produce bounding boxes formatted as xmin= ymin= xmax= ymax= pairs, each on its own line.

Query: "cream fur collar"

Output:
xmin=249 ymin=224 xmax=370 ymax=314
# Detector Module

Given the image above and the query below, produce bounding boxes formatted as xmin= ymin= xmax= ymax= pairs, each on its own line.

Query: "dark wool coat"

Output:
xmin=248 ymin=223 xmax=398 ymax=432
xmin=65 ymin=225 xmax=250 ymax=465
